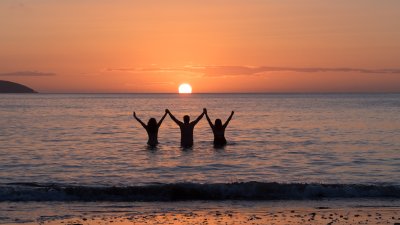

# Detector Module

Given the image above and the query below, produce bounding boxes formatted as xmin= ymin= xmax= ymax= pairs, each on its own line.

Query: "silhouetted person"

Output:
xmin=204 ymin=108 xmax=234 ymax=147
xmin=133 ymin=111 xmax=167 ymax=147
xmin=166 ymin=109 xmax=204 ymax=148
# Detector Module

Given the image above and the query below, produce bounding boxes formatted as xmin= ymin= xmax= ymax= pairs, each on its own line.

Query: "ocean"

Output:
xmin=0 ymin=93 xmax=399 ymax=223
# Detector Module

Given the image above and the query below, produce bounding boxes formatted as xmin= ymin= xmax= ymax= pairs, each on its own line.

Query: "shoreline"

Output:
xmin=1 ymin=199 xmax=399 ymax=225
xmin=43 ymin=209 xmax=400 ymax=225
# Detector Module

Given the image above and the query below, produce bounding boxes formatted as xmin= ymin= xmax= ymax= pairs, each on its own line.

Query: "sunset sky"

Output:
xmin=1 ymin=0 xmax=400 ymax=93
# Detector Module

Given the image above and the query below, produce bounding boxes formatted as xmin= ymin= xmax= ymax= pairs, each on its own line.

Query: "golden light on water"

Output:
xmin=178 ymin=83 xmax=192 ymax=94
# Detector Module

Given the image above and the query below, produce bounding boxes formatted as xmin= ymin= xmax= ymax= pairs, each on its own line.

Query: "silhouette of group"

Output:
xmin=133 ymin=108 xmax=234 ymax=148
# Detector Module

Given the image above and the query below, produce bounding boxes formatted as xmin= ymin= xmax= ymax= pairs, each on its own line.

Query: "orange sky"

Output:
xmin=1 ymin=1 xmax=400 ymax=93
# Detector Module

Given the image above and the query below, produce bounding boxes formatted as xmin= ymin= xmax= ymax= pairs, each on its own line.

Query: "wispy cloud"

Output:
xmin=185 ymin=66 xmax=400 ymax=76
xmin=0 ymin=71 xmax=56 ymax=77
xmin=104 ymin=66 xmax=400 ymax=77
xmin=125 ymin=81 xmax=174 ymax=87
xmin=104 ymin=67 xmax=188 ymax=74
xmin=104 ymin=68 xmax=137 ymax=72
xmin=142 ymin=82 xmax=175 ymax=86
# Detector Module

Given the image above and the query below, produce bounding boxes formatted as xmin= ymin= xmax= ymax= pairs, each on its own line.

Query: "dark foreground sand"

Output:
xmin=38 ymin=205 xmax=400 ymax=225
xmin=2 ymin=200 xmax=400 ymax=225
xmin=39 ymin=208 xmax=400 ymax=225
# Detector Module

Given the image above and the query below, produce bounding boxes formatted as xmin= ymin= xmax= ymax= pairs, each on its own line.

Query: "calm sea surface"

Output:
xmin=0 ymin=94 xmax=399 ymax=187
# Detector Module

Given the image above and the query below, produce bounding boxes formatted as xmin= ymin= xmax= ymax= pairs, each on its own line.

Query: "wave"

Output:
xmin=1 ymin=182 xmax=399 ymax=202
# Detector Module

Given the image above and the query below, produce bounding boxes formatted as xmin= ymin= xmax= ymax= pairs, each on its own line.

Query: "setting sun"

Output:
xmin=178 ymin=83 xmax=192 ymax=94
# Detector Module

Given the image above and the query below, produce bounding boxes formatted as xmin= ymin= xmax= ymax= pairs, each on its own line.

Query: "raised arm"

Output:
xmin=133 ymin=112 xmax=147 ymax=129
xmin=223 ymin=111 xmax=234 ymax=129
xmin=191 ymin=111 xmax=205 ymax=126
xmin=166 ymin=109 xmax=183 ymax=126
xmin=204 ymin=108 xmax=214 ymax=128
xmin=157 ymin=111 xmax=168 ymax=128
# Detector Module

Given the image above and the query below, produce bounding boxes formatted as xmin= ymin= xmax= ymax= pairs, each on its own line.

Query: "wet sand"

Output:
xmin=2 ymin=200 xmax=400 ymax=225
xmin=37 ymin=206 xmax=400 ymax=225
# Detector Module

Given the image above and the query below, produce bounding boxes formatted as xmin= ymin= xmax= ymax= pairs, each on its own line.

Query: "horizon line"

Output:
xmin=17 ymin=91 xmax=400 ymax=95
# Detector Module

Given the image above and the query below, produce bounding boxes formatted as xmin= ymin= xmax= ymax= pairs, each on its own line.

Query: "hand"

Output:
xmin=203 ymin=108 xmax=207 ymax=114
xmin=165 ymin=109 xmax=170 ymax=114
xmin=133 ymin=111 xmax=136 ymax=117
xmin=231 ymin=111 xmax=234 ymax=115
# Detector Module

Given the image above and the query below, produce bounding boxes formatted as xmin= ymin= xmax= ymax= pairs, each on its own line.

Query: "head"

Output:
xmin=183 ymin=115 xmax=190 ymax=124
xmin=215 ymin=119 xmax=223 ymax=129
xmin=147 ymin=118 xmax=157 ymax=130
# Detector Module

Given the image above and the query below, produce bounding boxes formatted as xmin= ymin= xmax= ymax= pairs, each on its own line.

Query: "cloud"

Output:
xmin=105 ymin=66 xmax=400 ymax=77
xmin=104 ymin=67 xmax=188 ymax=74
xmin=8 ymin=1 xmax=30 ymax=11
xmin=104 ymin=68 xmax=137 ymax=72
xmin=125 ymin=81 xmax=174 ymax=87
xmin=0 ymin=71 xmax=56 ymax=77
xmin=142 ymin=82 xmax=175 ymax=86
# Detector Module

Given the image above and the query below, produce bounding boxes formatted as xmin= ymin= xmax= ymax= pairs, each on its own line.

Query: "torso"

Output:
xmin=179 ymin=123 xmax=195 ymax=147
xmin=212 ymin=128 xmax=227 ymax=146
xmin=146 ymin=128 xmax=159 ymax=146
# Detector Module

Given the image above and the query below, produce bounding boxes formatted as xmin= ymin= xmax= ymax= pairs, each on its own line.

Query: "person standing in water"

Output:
xmin=133 ymin=110 xmax=167 ymax=147
xmin=204 ymin=108 xmax=234 ymax=147
xmin=166 ymin=109 xmax=204 ymax=148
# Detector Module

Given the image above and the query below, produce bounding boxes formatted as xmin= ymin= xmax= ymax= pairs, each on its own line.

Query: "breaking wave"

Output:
xmin=1 ymin=182 xmax=399 ymax=202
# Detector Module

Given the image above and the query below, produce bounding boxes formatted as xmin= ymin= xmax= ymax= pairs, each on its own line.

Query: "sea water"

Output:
xmin=0 ymin=94 xmax=399 ymax=202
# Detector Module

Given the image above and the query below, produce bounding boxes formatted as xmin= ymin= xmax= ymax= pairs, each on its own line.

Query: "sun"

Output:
xmin=178 ymin=83 xmax=192 ymax=94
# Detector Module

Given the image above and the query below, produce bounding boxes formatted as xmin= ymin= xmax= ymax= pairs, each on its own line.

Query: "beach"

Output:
xmin=2 ymin=200 xmax=399 ymax=225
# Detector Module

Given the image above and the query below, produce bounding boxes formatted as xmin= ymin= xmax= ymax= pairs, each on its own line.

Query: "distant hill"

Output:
xmin=0 ymin=80 xmax=37 ymax=93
